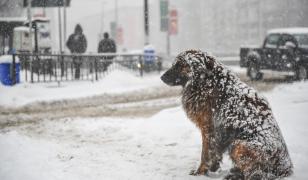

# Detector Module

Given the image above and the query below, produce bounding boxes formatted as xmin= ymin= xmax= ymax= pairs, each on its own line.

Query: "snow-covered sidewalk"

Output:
xmin=0 ymin=69 xmax=163 ymax=107
xmin=1 ymin=81 xmax=308 ymax=180
xmin=0 ymin=66 xmax=246 ymax=108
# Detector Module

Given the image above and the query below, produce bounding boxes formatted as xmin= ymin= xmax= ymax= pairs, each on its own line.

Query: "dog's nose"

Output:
xmin=160 ymin=72 xmax=168 ymax=83
xmin=161 ymin=71 xmax=176 ymax=86
xmin=161 ymin=71 xmax=173 ymax=85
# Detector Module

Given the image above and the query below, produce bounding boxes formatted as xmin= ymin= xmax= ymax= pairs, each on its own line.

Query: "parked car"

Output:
xmin=240 ymin=28 xmax=308 ymax=80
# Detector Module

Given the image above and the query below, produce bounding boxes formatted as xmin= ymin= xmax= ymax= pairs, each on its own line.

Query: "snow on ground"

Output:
xmin=1 ymin=80 xmax=308 ymax=179
xmin=264 ymin=82 xmax=308 ymax=180
xmin=0 ymin=65 xmax=246 ymax=108
xmin=0 ymin=69 xmax=162 ymax=107
xmin=0 ymin=65 xmax=307 ymax=179
xmin=0 ymin=109 xmax=201 ymax=180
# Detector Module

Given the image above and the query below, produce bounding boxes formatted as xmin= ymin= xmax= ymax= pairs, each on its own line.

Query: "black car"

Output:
xmin=240 ymin=28 xmax=308 ymax=80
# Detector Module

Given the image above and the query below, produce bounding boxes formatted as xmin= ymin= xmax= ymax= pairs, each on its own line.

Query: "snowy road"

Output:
xmin=0 ymin=78 xmax=287 ymax=128
xmin=0 ymin=86 xmax=181 ymax=128
xmin=1 ymin=82 xmax=308 ymax=180
xmin=0 ymin=67 xmax=290 ymax=128
xmin=1 ymin=67 xmax=307 ymax=179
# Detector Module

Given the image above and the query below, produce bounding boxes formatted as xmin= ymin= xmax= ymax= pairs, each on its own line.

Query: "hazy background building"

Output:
xmin=198 ymin=0 xmax=308 ymax=56
xmin=1 ymin=0 xmax=307 ymax=56
xmin=0 ymin=0 xmax=58 ymax=53
xmin=72 ymin=0 xmax=308 ymax=56
xmin=0 ymin=0 xmax=24 ymax=17
xmin=150 ymin=0 xmax=308 ymax=56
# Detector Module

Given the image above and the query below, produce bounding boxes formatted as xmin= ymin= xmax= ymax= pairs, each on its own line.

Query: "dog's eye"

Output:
xmin=181 ymin=66 xmax=190 ymax=74
xmin=173 ymin=61 xmax=190 ymax=74
xmin=174 ymin=63 xmax=182 ymax=70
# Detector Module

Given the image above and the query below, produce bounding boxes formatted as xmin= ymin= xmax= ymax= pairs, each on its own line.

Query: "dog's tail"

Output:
xmin=276 ymin=166 xmax=293 ymax=178
xmin=275 ymin=154 xmax=293 ymax=178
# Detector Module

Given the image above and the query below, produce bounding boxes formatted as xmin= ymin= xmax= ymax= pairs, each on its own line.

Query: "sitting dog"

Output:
xmin=161 ymin=50 xmax=293 ymax=180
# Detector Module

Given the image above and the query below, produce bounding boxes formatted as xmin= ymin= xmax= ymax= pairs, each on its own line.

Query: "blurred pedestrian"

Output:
xmin=98 ymin=32 xmax=116 ymax=71
xmin=66 ymin=24 xmax=87 ymax=79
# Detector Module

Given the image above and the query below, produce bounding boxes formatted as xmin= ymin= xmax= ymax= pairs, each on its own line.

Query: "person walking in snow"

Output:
xmin=66 ymin=24 xmax=87 ymax=79
xmin=98 ymin=32 xmax=116 ymax=71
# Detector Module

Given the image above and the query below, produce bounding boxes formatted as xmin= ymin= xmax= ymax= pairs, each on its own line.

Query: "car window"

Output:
xmin=294 ymin=34 xmax=308 ymax=48
xmin=279 ymin=34 xmax=296 ymax=47
xmin=265 ymin=34 xmax=280 ymax=48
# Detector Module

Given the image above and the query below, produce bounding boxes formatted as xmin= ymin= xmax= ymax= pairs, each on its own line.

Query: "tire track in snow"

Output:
xmin=0 ymin=72 xmax=290 ymax=128
xmin=0 ymin=86 xmax=182 ymax=128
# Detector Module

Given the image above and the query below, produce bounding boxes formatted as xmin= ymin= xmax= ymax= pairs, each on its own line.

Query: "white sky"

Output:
xmin=67 ymin=0 xmax=143 ymax=22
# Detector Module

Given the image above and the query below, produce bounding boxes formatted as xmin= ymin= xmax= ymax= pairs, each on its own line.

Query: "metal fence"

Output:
xmin=12 ymin=53 xmax=162 ymax=83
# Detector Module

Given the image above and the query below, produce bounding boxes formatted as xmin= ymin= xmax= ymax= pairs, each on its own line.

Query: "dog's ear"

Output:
xmin=204 ymin=55 xmax=216 ymax=71
xmin=184 ymin=50 xmax=215 ymax=76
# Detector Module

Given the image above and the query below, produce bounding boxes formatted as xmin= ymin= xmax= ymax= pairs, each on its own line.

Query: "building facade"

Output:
xmin=2 ymin=0 xmax=307 ymax=55
xmin=0 ymin=0 xmax=25 ymax=54
xmin=198 ymin=0 xmax=308 ymax=56
xmin=148 ymin=0 xmax=308 ymax=56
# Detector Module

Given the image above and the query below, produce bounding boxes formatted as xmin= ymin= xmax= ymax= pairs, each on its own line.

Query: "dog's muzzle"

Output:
xmin=161 ymin=71 xmax=174 ymax=86
xmin=160 ymin=69 xmax=187 ymax=86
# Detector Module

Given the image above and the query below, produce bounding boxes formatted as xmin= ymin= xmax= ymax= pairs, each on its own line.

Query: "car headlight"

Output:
xmin=137 ymin=63 xmax=141 ymax=68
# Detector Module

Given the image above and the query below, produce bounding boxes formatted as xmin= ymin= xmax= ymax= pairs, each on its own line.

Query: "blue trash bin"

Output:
xmin=0 ymin=55 xmax=20 ymax=86
xmin=143 ymin=45 xmax=156 ymax=65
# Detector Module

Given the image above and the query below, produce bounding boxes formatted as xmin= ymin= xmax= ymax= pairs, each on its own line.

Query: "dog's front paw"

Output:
xmin=209 ymin=161 xmax=221 ymax=172
xmin=190 ymin=169 xmax=208 ymax=176
xmin=189 ymin=164 xmax=208 ymax=176
xmin=224 ymin=168 xmax=244 ymax=180
xmin=224 ymin=172 xmax=244 ymax=180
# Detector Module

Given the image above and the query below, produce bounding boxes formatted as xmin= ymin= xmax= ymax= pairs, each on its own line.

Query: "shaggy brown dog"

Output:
xmin=161 ymin=50 xmax=293 ymax=180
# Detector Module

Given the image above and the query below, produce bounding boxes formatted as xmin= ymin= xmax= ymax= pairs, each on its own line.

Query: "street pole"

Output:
xmin=100 ymin=1 xmax=106 ymax=40
xmin=144 ymin=0 xmax=149 ymax=45
xmin=166 ymin=0 xmax=170 ymax=56
xmin=167 ymin=26 xmax=170 ymax=56
xmin=115 ymin=0 xmax=118 ymax=44
xmin=101 ymin=2 xmax=104 ymax=35
xmin=63 ymin=0 xmax=67 ymax=53
xmin=58 ymin=7 xmax=63 ymax=54
xmin=258 ymin=0 xmax=262 ymax=43
xmin=27 ymin=0 xmax=33 ymax=83
xmin=43 ymin=7 xmax=46 ymax=16
xmin=27 ymin=0 xmax=33 ymax=52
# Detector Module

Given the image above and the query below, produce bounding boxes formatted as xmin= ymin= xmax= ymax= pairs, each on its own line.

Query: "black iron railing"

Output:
xmin=11 ymin=53 xmax=162 ymax=84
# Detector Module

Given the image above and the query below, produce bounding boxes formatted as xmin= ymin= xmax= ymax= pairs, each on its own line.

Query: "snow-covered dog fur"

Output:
xmin=161 ymin=50 xmax=293 ymax=180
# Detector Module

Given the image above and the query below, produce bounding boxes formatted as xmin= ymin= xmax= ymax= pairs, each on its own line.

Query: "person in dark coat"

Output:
xmin=66 ymin=24 xmax=87 ymax=79
xmin=98 ymin=32 xmax=116 ymax=71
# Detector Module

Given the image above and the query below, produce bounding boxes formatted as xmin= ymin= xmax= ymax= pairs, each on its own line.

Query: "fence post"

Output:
xmin=43 ymin=57 xmax=46 ymax=82
xmin=11 ymin=54 xmax=16 ymax=85
xmin=37 ymin=55 xmax=40 ymax=82
xmin=95 ymin=58 xmax=98 ymax=81
xmin=157 ymin=57 xmax=162 ymax=73
xmin=65 ymin=59 xmax=68 ymax=81
xmin=139 ymin=55 xmax=143 ymax=77
xmin=55 ymin=56 xmax=58 ymax=81
xmin=31 ymin=55 xmax=34 ymax=83
xmin=61 ymin=53 xmax=64 ymax=78
xmin=25 ymin=55 xmax=28 ymax=82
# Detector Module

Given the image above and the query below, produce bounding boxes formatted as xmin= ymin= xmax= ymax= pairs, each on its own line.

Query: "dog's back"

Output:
xmin=212 ymin=70 xmax=293 ymax=177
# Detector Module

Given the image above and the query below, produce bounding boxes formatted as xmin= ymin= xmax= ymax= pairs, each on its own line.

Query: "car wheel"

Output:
xmin=248 ymin=63 xmax=263 ymax=81
xmin=296 ymin=65 xmax=307 ymax=81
